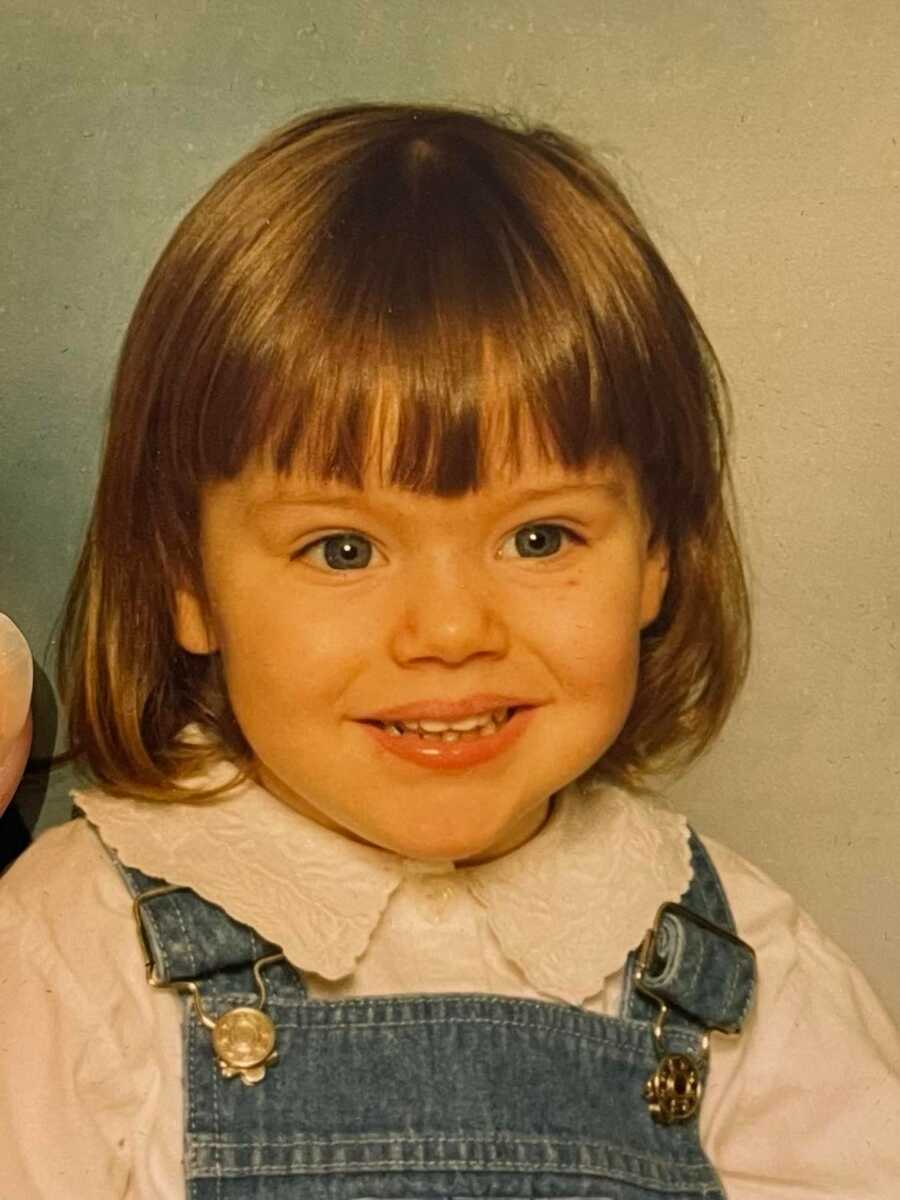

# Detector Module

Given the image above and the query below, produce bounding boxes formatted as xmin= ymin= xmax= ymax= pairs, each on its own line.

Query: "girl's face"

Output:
xmin=176 ymin=445 xmax=668 ymax=864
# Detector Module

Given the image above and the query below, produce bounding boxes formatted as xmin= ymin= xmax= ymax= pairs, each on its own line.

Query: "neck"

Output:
xmin=253 ymin=760 xmax=556 ymax=866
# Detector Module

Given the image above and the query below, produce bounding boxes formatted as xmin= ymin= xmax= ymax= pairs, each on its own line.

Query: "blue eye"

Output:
xmin=300 ymin=533 xmax=374 ymax=570
xmin=510 ymin=524 xmax=569 ymax=558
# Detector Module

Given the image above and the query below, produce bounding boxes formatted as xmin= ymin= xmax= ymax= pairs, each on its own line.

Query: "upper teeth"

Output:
xmin=386 ymin=708 xmax=509 ymax=734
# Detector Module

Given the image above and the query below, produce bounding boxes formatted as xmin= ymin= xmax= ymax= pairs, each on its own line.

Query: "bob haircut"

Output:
xmin=58 ymin=101 xmax=750 ymax=800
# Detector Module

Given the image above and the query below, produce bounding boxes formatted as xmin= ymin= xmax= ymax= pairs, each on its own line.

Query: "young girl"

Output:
xmin=1 ymin=102 xmax=897 ymax=1199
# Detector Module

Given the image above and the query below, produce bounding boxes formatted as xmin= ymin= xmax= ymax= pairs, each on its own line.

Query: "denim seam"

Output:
xmin=702 ymin=856 xmax=756 ymax=1028
xmin=260 ymin=994 xmax=599 ymax=1014
xmin=187 ymin=1135 xmax=717 ymax=1180
xmin=186 ymin=1000 xmax=199 ymax=1199
xmin=210 ymin=1012 xmax=222 ymax=1200
xmin=736 ymin=958 xmax=756 ymax=1025
xmin=684 ymin=925 xmax=705 ymax=1000
xmin=203 ymin=992 xmax=663 ymax=1052
xmin=171 ymin=895 xmax=200 ymax=980
xmin=719 ymin=953 xmax=741 ymax=1028
xmin=216 ymin=992 xmax=642 ymax=1020
xmin=698 ymin=843 xmax=734 ymax=932
xmin=191 ymin=981 xmax=735 ymax=1044
xmin=188 ymin=1159 xmax=718 ymax=1194
xmin=190 ymin=1164 xmax=718 ymax=1192
xmin=684 ymin=826 xmax=757 ymax=1031
xmin=189 ymin=1130 xmax=709 ymax=1163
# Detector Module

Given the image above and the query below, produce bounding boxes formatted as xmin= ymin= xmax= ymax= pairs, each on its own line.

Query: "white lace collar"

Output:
xmin=74 ymin=767 xmax=692 ymax=1005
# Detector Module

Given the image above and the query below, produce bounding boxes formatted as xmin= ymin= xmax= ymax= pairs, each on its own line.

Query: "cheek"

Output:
xmin=534 ymin=572 xmax=644 ymax=691
xmin=214 ymin=586 xmax=379 ymax=704
xmin=564 ymin=627 xmax=642 ymax=708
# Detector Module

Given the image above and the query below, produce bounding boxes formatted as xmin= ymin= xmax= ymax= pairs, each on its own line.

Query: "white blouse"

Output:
xmin=0 ymin=772 xmax=898 ymax=1199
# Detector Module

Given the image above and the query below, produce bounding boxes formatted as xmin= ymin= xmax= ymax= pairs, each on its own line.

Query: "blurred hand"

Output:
xmin=0 ymin=615 xmax=33 ymax=816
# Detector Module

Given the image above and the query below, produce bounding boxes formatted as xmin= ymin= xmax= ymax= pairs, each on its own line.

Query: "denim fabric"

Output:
xmin=113 ymin=826 xmax=755 ymax=1200
xmin=619 ymin=836 xmax=757 ymax=1038
xmin=632 ymin=909 xmax=756 ymax=1034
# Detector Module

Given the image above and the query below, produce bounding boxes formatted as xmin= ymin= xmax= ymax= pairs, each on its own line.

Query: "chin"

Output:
xmin=377 ymin=806 xmax=542 ymax=865
xmin=380 ymin=832 xmax=485 ymax=864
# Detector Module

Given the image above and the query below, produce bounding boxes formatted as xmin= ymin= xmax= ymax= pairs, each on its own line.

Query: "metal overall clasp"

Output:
xmin=132 ymin=884 xmax=285 ymax=1085
xmin=640 ymin=999 xmax=709 ymax=1124
xmin=634 ymin=902 xmax=750 ymax=1125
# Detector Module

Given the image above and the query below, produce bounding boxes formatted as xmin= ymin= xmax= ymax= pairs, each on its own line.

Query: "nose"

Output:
xmin=388 ymin=554 xmax=510 ymax=667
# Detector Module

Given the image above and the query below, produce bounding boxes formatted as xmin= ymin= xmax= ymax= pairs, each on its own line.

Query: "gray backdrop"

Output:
xmin=1 ymin=0 xmax=898 ymax=1021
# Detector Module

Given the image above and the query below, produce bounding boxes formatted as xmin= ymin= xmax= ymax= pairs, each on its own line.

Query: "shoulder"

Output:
xmin=697 ymin=829 xmax=870 ymax=983
xmin=1 ymin=812 xmax=133 ymax=951
xmin=696 ymin=828 xmax=898 ymax=1029
xmin=695 ymin=830 xmax=806 ymax=946
xmin=0 ymin=810 xmax=179 ymax=1040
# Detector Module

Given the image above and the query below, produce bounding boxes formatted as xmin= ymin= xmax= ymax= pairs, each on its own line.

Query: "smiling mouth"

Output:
xmin=362 ymin=706 xmax=520 ymax=743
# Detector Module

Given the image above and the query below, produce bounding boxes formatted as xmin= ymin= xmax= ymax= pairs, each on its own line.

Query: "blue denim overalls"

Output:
xmin=112 ymin=825 xmax=756 ymax=1200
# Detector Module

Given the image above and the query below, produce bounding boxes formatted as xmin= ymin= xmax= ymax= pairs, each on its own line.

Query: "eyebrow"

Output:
xmin=251 ymin=479 xmax=627 ymax=515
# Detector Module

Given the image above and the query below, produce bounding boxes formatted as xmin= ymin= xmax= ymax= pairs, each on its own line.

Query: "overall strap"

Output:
xmin=111 ymin=855 xmax=306 ymax=998
xmin=620 ymin=827 xmax=757 ymax=1034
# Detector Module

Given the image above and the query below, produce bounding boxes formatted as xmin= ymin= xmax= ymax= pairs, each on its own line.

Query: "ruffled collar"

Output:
xmin=74 ymin=765 xmax=693 ymax=1006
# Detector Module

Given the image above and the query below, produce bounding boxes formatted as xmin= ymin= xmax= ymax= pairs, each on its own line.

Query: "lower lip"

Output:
xmin=357 ymin=707 xmax=536 ymax=770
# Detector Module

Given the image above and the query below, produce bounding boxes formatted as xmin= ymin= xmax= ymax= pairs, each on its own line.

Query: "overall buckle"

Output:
xmin=634 ymin=902 xmax=756 ymax=1124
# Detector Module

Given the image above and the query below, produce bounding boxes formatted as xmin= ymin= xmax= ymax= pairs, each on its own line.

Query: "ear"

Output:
xmin=639 ymin=538 xmax=670 ymax=629
xmin=174 ymin=587 xmax=219 ymax=654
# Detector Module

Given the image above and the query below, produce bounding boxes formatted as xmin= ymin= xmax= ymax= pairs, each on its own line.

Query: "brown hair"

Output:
xmin=58 ymin=101 xmax=750 ymax=800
